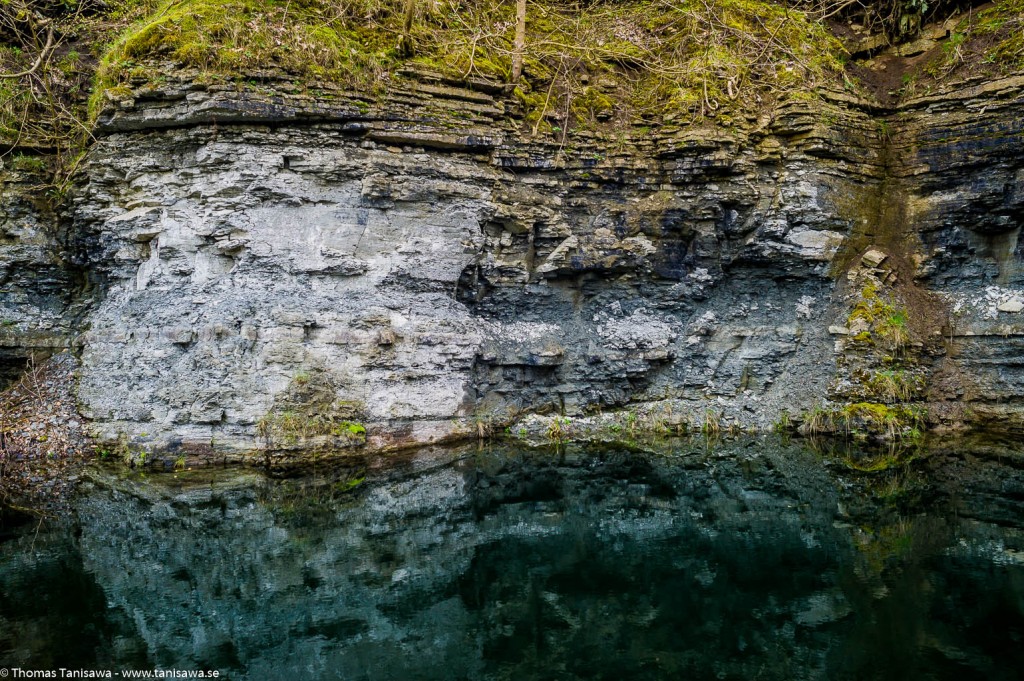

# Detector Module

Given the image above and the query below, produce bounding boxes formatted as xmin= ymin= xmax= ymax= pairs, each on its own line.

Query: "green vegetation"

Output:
xmin=546 ymin=415 xmax=573 ymax=442
xmin=10 ymin=0 xmax=1023 ymax=187
xmin=102 ymin=430 xmax=151 ymax=467
xmin=866 ymin=368 xmax=925 ymax=403
xmin=256 ymin=411 xmax=367 ymax=445
xmin=802 ymin=401 xmax=924 ymax=442
xmin=847 ymin=284 xmax=911 ymax=355
xmin=985 ymin=2 xmax=1024 ymax=68
xmin=841 ymin=401 xmax=924 ymax=441
xmin=909 ymin=0 xmax=1024 ymax=91
xmin=0 ymin=1 xmax=159 ymax=189
xmin=412 ymin=0 xmax=845 ymax=127
xmin=94 ymin=0 xmax=395 ymax=103
xmin=0 ymin=5 xmax=77 ymax=160
xmin=948 ymin=0 xmax=1024 ymax=69
xmin=3 ymin=0 xmax=1021 ymax=191
xmin=701 ymin=409 xmax=722 ymax=435
xmin=8 ymin=153 xmax=46 ymax=172
xmin=255 ymin=368 xmax=367 ymax=448
xmin=823 ymin=268 xmax=937 ymax=443
xmin=624 ymin=410 xmax=639 ymax=437
xmin=0 ymin=0 xmax=856 ymax=191
xmin=87 ymin=0 xmax=844 ymax=129
xmin=812 ymin=284 xmax=927 ymax=441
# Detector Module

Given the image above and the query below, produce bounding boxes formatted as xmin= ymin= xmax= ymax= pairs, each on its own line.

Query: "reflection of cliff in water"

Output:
xmin=2 ymin=439 xmax=1024 ymax=679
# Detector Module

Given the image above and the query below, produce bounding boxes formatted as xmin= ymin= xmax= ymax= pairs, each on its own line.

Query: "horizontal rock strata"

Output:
xmin=2 ymin=71 xmax=1023 ymax=459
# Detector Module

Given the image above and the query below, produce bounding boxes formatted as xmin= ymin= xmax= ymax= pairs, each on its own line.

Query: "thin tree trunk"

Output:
xmin=399 ymin=0 xmax=416 ymax=57
xmin=511 ymin=0 xmax=526 ymax=82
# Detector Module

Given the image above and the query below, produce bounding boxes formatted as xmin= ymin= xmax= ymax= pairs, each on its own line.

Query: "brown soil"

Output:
xmin=844 ymin=53 xmax=920 ymax=107
xmin=833 ymin=4 xmax=1016 ymax=107
xmin=903 ymin=31 xmax=1009 ymax=97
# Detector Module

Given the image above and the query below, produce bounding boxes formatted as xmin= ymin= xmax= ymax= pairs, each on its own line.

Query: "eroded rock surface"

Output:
xmin=0 ymin=168 xmax=80 ymax=388
xmin=2 ymin=72 xmax=1024 ymax=457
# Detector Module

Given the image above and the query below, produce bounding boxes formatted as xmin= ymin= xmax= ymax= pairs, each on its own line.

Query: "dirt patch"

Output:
xmin=902 ymin=30 xmax=1010 ymax=97
xmin=845 ymin=53 xmax=918 ymax=106
xmin=839 ymin=2 xmax=1024 ymax=105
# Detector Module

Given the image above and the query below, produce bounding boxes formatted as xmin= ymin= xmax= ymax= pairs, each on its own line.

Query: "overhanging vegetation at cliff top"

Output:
xmin=5 ymin=0 xmax=1024 ymax=158
xmin=95 ymin=0 xmax=846 ymax=126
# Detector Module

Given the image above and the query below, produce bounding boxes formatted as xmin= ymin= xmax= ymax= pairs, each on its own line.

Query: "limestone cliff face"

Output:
xmin=2 ymin=72 xmax=1024 ymax=459
xmin=890 ymin=78 xmax=1024 ymax=428
xmin=0 ymin=169 xmax=81 ymax=387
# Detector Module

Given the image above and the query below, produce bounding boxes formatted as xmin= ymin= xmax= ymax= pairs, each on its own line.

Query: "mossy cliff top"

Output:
xmin=2 ymin=0 xmax=1024 ymax=166
xmin=93 ymin=0 xmax=847 ymax=128
xmin=2 ymin=0 xmax=849 ymax=157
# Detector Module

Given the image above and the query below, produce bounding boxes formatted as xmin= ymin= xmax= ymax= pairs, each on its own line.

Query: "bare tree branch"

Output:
xmin=0 ymin=25 xmax=54 ymax=79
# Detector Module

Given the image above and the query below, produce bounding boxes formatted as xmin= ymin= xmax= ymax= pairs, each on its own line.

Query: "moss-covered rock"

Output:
xmin=91 ymin=0 xmax=846 ymax=129
xmin=255 ymin=369 xmax=368 ymax=453
xmin=802 ymin=401 xmax=925 ymax=443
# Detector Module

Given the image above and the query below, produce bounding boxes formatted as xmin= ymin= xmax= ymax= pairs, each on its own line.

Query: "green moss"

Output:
xmin=92 ymin=0 xmax=396 ymax=113
xmin=256 ymin=411 xmax=366 ymax=445
xmin=0 ymin=0 xmax=854 ymax=157
xmin=339 ymin=475 xmax=366 ymax=491
xmin=8 ymin=154 xmax=48 ymax=174
xmin=913 ymin=0 xmax=1024 ymax=85
xmin=803 ymin=401 xmax=925 ymax=442
xmin=967 ymin=0 xmax=1024 ymax=64
xmin=340 ymin=422 xmax=365 ymax=437
xmin=255 ymin=369 xmax=367 ymax=447
xmin=574 ymin=86 xmax=615 ymax=124
xmin=844 ymin=401 xmax=924 ymax=440
xmin=90 ymin=0 xmax=846 ymax=131
xmin=107 ymin=84 xmax=134 ymax=97
xmin=852 ymin=331 xmax=874 ymax=344
xmin=866 ymin=368 xmax=925 ymax=403
xmin=847 ymin=284 xmax=911 ymax=355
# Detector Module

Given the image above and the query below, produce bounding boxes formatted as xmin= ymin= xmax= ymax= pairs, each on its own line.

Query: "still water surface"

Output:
xmin=1 ymin=439 xmax=1023 ymax=680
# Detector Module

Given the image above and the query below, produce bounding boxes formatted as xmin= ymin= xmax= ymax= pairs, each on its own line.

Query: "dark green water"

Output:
xmin=1 ymin=438 xmax=1023 ymax=680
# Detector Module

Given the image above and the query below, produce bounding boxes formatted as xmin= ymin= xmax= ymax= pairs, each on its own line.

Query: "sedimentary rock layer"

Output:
xmin=2 ymin=72 xmax=1023 ymax=458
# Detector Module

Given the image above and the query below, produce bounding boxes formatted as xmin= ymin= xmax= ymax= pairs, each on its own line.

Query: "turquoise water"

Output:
xmin=1 ymin=439 xmax=1023 ymax=680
